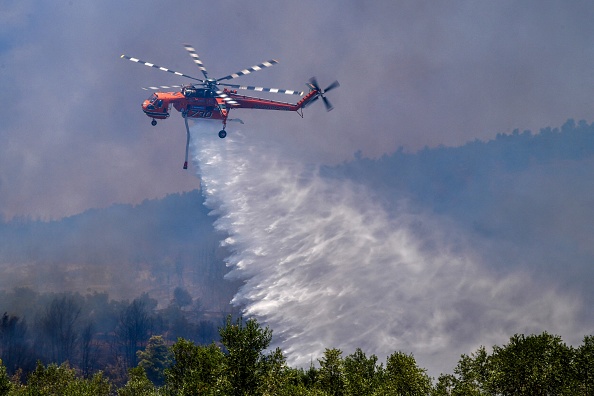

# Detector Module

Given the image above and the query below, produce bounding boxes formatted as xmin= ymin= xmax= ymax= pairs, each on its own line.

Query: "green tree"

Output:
xmin=487 ymin=332 xmax=574 ymax=395
xmin=575 ymin=335 xmax=594 ymax=395
xmin=25 ymin=361 xmax=77 ymax=395
xmin=267 ymin=366 xmax=324 ymax=396
xmin=165 ymin=339 xmax=225 ymax=395
xmin=0 ymin=359 xmax=12 ymax=396
xmin=303 ymin=362 xmax=319 ymax=389
xmin=118 ymin=366 xmax=161 ymax=396
xmin=342 ymin=348 xmax=380 ymax=396
xmin=317 ymin=348 xmax=344 ymax=396
xmin=137 ymin=335 xmax=172 ymax=386
xmin=432 ymin=374 xmax=456 ymax=396
xmin=219 ymin=316 xmax=272 ymax=395
xmin=258 ymin=347 xmax=291 ymax=396
xmin=378 ymin=351 xmax=432 ymax=395
xmin=447 ymin=346 xmax=490 ymax=395
xmin=65 ymin=372 xmax=111 ymax=396
xmin=19 ymin=361 xmax=110 ymax=396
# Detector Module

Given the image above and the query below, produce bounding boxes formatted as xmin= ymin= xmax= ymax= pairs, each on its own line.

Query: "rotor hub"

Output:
xmin=205 ymin=78 xmax=218 ymax=88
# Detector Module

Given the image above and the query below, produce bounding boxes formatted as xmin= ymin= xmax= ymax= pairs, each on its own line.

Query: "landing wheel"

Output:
xmin=151 ymin=119 xmax=157 ymax=126
xmin=218 ymin=130 xmax=227 ymax=139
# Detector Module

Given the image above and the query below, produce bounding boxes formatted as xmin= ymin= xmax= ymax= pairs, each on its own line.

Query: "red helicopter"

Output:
xmin=121 ymin=44 xmax=339 ymax=168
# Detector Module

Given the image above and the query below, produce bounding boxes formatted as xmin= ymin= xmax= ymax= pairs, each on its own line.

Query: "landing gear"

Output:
xmin=218 ymin=130 xmax=227 ymax=139
xmin=151 ymin=119 xmax=157 ymax=126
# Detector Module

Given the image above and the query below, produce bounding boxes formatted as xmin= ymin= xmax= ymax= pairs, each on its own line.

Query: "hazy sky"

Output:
xmin=3 ymin=1 xmax=594 ymax=220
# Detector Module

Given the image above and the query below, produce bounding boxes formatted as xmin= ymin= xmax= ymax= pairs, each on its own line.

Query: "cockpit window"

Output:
xmin=149 ymin=93 xmax=158 ymax=104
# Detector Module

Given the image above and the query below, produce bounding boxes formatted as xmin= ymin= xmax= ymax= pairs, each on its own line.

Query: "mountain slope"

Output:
xmin=0 ymin=190 xmax=237 ymax=309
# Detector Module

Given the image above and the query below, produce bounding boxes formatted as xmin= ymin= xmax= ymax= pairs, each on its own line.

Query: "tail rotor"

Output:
xmin=307 ymin=77 xmax=340 ymax=111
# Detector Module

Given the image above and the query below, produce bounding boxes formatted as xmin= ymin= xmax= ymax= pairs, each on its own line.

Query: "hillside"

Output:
xmin=0 ymin=190 xmax=238 ymax=310
xmin=3 ymin=119 xmax=594 ymax=312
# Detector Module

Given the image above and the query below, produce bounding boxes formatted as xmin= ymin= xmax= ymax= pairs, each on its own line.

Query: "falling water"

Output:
xmin=191 ymin=123 xmax=582 ymax=376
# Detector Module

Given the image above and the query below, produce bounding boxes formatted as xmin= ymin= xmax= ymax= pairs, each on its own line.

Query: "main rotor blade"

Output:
xmin=220 ymin=83 xmax=303 ymax=96
xmin=215 ymin=91 xmax=240 ymax=106
xmin=121 ymin=55 xmax=203 ymax=82
xmin=217 ymin=59 xmax=279 ymax=81
xmin=183 ymin=44 xmax=209 ymax=80
xmin=142 ymin=85 xmax=183 ymax=91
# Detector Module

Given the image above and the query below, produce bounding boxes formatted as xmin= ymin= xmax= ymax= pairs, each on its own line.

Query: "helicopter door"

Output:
xmin=155 ymin=99 xmax=169 ymax=118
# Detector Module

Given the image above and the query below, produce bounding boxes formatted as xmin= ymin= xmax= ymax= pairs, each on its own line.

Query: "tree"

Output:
xmin=116 ymin=297 xmax=153 ymax=367
xmin=276 ymin=366 xmax=325 ymax=396
xmin=574 ymin=335 xmax=594 ymax=395
xmin=161 ymin=304 xmax=193 ymax=341
xmin=38 ymin=295 xmax=82 ymax=364
xmin=172 ymin=287 xmax=193 ymax=309
xmin=487 ymin=332 xmax=575 ymax=395
xmin=378 ymin=351 xmax=432 ymax=395
xmin=118 ymin=366 xmax=160 ymax=396
xmin=165 ymin=338 xmax=225 ymax=395
xmin=342 ymin=348 xmax=380 ymax=396
xmin=258 ymin=347 xmax=292 ymax=396
xmin=433 ymin=374 xmax=457 ymax=396
xmin=68 ymin=371 xmax=112 ymax=396
xmin=317 ymin=348 xmax=344 ymax=396
xmin=219 ymin=316 xmax=273 ymax=395
xmin=23 ymin=361 xmax=111 ymax=396
xmin=0 ymin=359 xmax=12 ymax=396
xmin=25 ymin=361 xmax=77 ymax=395
xmin=80 ymin=321 xmax=97 ymax=378
xmin=447 ymin=346 xmax=490 ymax=395
xmin=137 ymin=335 xmax=172 ymax=386
xmin=195 ymin=320 xmax=219 ymax=345
xmin=84 ymin=291 xmax=119 ymax=334
xmin=0 ymin=312 xmax=30 ymax=374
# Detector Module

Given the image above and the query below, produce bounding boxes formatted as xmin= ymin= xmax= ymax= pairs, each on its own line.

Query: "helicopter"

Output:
xmin=121 ymin=44 xmax=339 ymax=168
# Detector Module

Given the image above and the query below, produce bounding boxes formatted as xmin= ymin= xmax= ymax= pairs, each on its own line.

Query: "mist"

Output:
xmin=190 ymin=121 xmax=591 ymax=377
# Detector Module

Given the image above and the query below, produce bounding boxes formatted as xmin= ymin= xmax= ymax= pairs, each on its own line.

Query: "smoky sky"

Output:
xmin=3 ymin=1 xmax=594 ymax=219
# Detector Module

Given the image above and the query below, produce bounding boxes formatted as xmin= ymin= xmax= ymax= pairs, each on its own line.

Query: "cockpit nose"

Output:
xmin=142 ymin=93 xmax=169 ymax=119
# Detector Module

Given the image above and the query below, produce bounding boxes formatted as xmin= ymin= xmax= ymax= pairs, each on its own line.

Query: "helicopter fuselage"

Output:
xmin=142 ymin=88 xmax=318 ymax=122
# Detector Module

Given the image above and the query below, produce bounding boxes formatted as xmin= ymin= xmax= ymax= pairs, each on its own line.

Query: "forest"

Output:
xmin=0 ymin=288 xmax=238 ymax=381
xmin=1 ymin=314 xmax=593 ymax=395
xmin=325 ymin=118 xmax=594 ymax=225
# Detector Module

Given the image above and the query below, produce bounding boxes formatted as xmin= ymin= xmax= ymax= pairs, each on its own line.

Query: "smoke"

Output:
xmin=191 ymin=123 xmax=585 ymax=376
